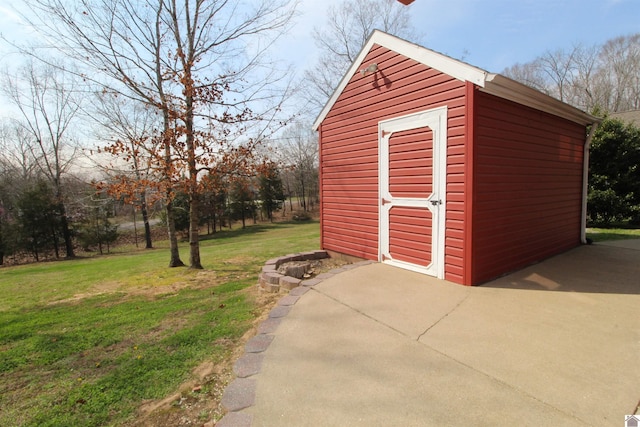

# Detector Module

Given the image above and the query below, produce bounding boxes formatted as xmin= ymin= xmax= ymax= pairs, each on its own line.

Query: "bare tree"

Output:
xmin=0 ymin=119 xmax=39 ymax=182
xmin=566 ymin=43 xmax=600 ymax=111
xmin=163 ymin=0 xmax=297 ymax=269
xmin=277 ymin=121 xmax=318 ymax=212
xmin=21 ymin=0 xmax=298 ymax=268
xmin=501 ymin=59 xmax=548 ymax=94
xmin=0 ymin=120 xmax=41 ymax=265
xmin=90 ymin=94 xmax=160 ymax=249
xmin=538 ymin=47 xmax=579 ymax=103
xmin=300 ymin=0 xmax=420 ymax=115
xmin=503 ymin=33 xmax=640 ymax=114
xmin=1 ymin=61 xmax=81 ymax=258
xmin=596 ymin=34 xmax=640 ymax=112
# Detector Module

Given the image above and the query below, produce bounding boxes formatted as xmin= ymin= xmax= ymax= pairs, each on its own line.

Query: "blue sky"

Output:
xmin=1 ymin=0 xmax=639 ymax=102
xmin=286 ymin=0 xmax=640 ymax=73
xmin=2 ymin=0 xmax=639 ymax=74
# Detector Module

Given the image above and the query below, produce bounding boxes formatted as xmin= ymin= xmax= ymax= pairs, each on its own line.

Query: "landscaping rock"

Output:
xmin=245 ymin=334 xmax=274 ymax=353
xmin=257 ymin=317 xmax=282 ymax=334
xmin=278 ymin=295 xmax=300 ymax=306
xmin=220 ymin=378 xmax=256 ymax=412
xmin=280 ymin=262 xmax=310 ymax=279
xmin=233 ymin=353 xmax=265 ymax=378
xmin=269 ymin=305 xmax=292 ymax=318
xmin=216 ymin=412 xmax=252 ymax=427
xmin=301 ymin=278 xmax=322 ymax=287
xmin=260 ymin=282 xmax=280 ymax=293
xmin=289 ymin=286 xmax=310 ymax=296
xmin=279 ymin=275 xmax=302 ymax=290
xmin=261 ymin=272 xmax=283 ymax=285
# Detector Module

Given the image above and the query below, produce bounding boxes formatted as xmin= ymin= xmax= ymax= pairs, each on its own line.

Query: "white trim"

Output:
xmin=313 ymin=30 xmax=486 ymax=131
xmin=312 ymin=31 xmax=598 ymax=130
xmin=482 ymin=74 xmax=596 ymax=126
xmin=581 ymin=123 xmax=599 ymax=244
xmin=378 ymin=106 xmax=447 ymax=278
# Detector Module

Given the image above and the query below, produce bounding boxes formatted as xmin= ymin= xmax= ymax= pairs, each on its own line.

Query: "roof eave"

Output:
xmin=312 ymin=30 xmax=487 ymax=130
xmin=481 ymin=74 xmax=600 ymax=126
xmin=312 ymin=31 xmax=600 ymax=131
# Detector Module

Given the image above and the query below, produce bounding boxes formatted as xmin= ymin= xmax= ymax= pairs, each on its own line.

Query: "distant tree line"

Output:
xmin=502 ymin=33 xmax=640 ymax=114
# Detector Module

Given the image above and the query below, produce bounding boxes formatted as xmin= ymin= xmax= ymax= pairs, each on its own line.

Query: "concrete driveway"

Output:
xmin=222 ymin=240 xmax=640 ymax=426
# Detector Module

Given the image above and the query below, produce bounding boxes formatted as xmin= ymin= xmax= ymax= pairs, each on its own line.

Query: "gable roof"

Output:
xmin=312 ymin=30 xmax=598 ymax=130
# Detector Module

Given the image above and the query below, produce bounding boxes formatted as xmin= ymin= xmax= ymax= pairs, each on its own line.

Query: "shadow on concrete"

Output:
xmin=481 ymin=241 xmax=640 ymax=295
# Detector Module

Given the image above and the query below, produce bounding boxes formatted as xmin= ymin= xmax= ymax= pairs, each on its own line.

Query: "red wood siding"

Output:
xmin=471 ymin=90 xmax=586 ymax=284
xmin=318 ymin=44 xmax=468 ymax=282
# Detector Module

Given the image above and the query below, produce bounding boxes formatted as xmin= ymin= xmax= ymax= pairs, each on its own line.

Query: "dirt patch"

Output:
xmin=125 ymin=284 xmax=280 ymax=427
xmin=47 ymin=270 xmax=224 ymax=307
xmin=133 ymin=362 xmax=231 ymax=427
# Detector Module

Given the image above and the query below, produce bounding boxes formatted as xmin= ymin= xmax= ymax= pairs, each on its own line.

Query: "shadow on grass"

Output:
xmin=197 ymin=220 xmax=316 ymax=243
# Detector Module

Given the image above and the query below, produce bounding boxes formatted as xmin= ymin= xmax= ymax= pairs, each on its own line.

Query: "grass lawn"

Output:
xmin=0 ymin=221 xmax=320 ymax=427
xmin=586 ymin=227 xmax=640 ymax=242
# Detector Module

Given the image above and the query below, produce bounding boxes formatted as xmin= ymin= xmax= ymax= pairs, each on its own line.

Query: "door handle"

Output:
xmin=430 ymin=200 xmax=442 ymax=206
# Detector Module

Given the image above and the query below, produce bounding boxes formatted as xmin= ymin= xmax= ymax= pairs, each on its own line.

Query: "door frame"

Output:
xmin=378 ymin=106 xmax=447 ymax=278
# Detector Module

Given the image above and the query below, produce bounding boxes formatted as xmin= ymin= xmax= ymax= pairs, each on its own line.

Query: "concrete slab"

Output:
xmin=419 ymin=244 xmax=640 ymax=425
xmin=248 ymin=290 xmax=584 ymax=426
xmin=596 ymin=238 xmax=640 ymax=250
xmin=316 ymin=263 xmax=469 ymax=340
xmin=242 ymin=244 xmax=640 ymax=426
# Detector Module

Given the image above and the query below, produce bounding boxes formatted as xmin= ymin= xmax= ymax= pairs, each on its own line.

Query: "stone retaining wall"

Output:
xmin=258 ymin=250 xmax=329 ymax=293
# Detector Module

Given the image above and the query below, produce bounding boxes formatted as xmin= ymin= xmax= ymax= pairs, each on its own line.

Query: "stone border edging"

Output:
xmin=258 ymin=250 xmax=330 ymax=293
xmin=214 ymin=255 xmax=374 ymax=427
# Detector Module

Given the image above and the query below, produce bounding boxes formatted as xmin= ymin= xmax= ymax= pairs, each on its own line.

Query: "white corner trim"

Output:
xmin=581 ymin=123 xmax=599 ymax=244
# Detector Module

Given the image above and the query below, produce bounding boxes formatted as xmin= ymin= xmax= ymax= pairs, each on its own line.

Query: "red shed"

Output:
xmin=313 ymin=31 xmax=599 ymax=286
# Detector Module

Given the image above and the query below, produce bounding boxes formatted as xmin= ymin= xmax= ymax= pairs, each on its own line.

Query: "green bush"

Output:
xmin=588 ymin=117 xmax=640 ymax=226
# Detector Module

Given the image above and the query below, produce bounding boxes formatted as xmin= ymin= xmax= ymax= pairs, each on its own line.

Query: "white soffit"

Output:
xmin=312 ymin=30 xmax=598 ymax=130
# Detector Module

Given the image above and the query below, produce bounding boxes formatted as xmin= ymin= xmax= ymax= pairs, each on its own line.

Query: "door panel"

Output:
xmin=389 ymin=206 xmax=432 ymax=267
xmin=388 ymin=128 xmax=433 ymax=198
xmin=379 ymin=107 xmax=447 ymax=278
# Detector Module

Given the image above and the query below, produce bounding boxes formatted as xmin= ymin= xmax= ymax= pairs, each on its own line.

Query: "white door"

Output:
xmin=379 ymin=107 xmax=447 ymax=278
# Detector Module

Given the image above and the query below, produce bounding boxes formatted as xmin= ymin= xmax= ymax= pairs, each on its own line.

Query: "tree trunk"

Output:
xmin=33 ymin=233 xmax=39 ymax=262
xmin=140 ymin=191 xmax=152 ymax=249
xmin=165 ymin=195 xmax=185 ymax=267
xmin=183 ymin=60 xmax=202 ymax=269
xmin=51 ymin=226 xmax=60 ymax=259
xmin=188 ymin=192 xmax=202 ymax=269
xmin=162 ymin=105 xmax=183 ymax=267
xmin=0 ymin=221 xmax=3 ymax=265
xmin=241 ymin=200 xmax=246 ymax=229
xmin=58 ymin=202 xmax=74 ymax=258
